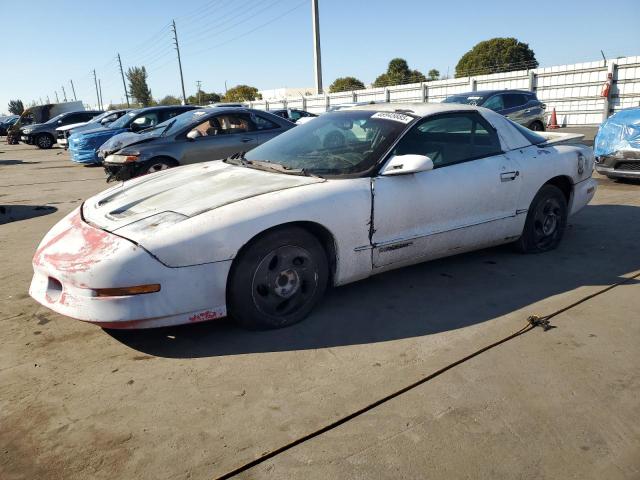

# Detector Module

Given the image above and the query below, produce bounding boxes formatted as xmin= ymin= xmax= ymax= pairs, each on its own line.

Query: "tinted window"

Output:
xmin=252 ymin=113 xmax=280 ymax=130
xmin=272 ymin=110 xmax=288 ymax=119
xmin=216 ymin=113 xmax=251 ymax=134
xmin=131 ymin=112 xmax=160 ymax=130
xmin=393 ymin=113 xmax=502 ymax=168
xmin=288 ymin=110 xmax=302 ymax=121
xmin=482 ymin=95 xmax=504 ymax=111
xmin=503 ymin=93 xmax=528 ymax=109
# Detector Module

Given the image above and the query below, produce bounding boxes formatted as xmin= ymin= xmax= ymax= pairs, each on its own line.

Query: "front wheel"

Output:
xmin=139 ymin=157 xmax=178 ymax=177
xmin=36 ymin=134 xmax=53 ymax=149
xmin=227 ymin=227 xmax=329 ymax=329
xmin=529 ymin=120 xmax=545 ymax=132
xmin=515 ymin=184 xmax=568 ymax=253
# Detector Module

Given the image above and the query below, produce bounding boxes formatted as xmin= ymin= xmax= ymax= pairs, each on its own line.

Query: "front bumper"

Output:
xmin=103 ymin=162 xmax=140 ymax=182
xmin=20 ymin=134 xmax=33 ymax=144
xmin=595 ymin=152 xmax=640 ymax=179
xmin=29 ymin=207 xmax=231 ymax=329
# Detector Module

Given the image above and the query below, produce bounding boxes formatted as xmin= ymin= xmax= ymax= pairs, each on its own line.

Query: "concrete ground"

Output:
xmin=1 ymin=134 xmax=638 ymax=480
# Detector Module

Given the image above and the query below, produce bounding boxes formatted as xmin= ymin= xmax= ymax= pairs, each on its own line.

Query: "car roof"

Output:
xmin=348 ymin=102 xmax=491 ymax=117
xmin=134 ymin=105 xmax=196 ymax=113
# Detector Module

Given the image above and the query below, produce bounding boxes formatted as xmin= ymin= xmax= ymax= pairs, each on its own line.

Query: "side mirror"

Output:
xmin=101 ymin=118 xmax=111 ymax=125
xmin=381 ymin=154 xmax=434 ymax=176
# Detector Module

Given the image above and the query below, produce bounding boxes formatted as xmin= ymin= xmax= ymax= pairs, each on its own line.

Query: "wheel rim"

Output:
xmin=251 ymin=245 xmax=319 ymax=320
xmin=147 ymin=162 xmax=170 ymax=174
xmin=38 ymin=136 xmax=51 ymax=148
xmin=533 ymin=197 xmax=562 ymax=249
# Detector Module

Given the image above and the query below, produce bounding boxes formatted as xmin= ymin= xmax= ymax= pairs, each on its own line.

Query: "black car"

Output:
xmin=270 ymin=108 xmax=317 ymax=122
xmin=20 ymin=110 xmax=103 ymax=149
xmin=443 ymin=90 xmax=546 ymax=131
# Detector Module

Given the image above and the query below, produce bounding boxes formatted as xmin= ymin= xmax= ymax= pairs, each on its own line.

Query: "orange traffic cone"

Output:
xmin=547 ymin=108 xmax=560 ymax=129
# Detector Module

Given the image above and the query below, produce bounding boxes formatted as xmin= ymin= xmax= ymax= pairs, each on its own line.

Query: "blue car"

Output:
xmin=68 ymin=105 xmax=197 ymax=164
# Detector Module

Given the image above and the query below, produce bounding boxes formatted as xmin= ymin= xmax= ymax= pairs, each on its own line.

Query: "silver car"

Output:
xmin=443 ymin=90 xmax=546 ymax=131
xmin=100 ymin=108 xmax=295 ymax=181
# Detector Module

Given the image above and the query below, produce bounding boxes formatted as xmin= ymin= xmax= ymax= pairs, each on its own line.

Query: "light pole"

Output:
xmin=311 ymin=0 xmax=323 ymax=94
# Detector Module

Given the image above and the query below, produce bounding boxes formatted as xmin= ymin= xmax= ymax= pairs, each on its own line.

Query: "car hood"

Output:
xmin=83 ymin=161 xmax=325 ymax=233
xmin=98 ymin=130 xmax=158 ymax=155
xmin=22 ymin=122 xmax=46 ymax=132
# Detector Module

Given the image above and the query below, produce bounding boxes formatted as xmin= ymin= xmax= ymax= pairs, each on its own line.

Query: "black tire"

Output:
xmin=36 ymin=134 xmax=54 ymax=149
xmin=139 ymin=157 xmax=178 ymax=176
xmin=227 ymin=227 xmax=329 ymax=329
xmin=515 ymin=184 xmax=568 ymax=253
xmin=529 ymin=120 xmax=545 ymax=132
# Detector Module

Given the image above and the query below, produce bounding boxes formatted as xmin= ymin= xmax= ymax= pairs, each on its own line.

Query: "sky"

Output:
xmin=1 ymin=0 xmax=639 ymax=113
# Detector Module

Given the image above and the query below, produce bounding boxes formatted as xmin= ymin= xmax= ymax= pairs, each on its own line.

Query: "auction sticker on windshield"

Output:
xmin=370 ymin=112 xmax=414 ymax=124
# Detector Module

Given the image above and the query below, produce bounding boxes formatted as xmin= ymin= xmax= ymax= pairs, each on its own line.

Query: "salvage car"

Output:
xmin=99 ymin=108 xmax=294 ymax=181
xmin=68 ymin=105 xmax=196 ymax=164
xmin=21 ymin=110 xmax=103 ymax=149
xmin=443 ymin=90 xmax=546 ymax=131
xmin=594 ymin=107 xmax=640 ymax=181
xmin=29 ymin=103 xmax=597 ymax=330
xmin=0 ymin=115 xmax=19 ymax=136
xmin=56 ymin=109 xmax=131 ymax=149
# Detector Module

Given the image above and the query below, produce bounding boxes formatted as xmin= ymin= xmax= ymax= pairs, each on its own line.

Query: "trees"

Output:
xmin=372 ymin=58 xmax=426 ymax=87
xmin=7 ymin=99 xmax=24 ymax=115
xmin=223 ymin=85 xmax=261 ymax=102
xmin=126 ymin=66 xmax=153 ymax=106
xmin=187 ymin=90 xmax=221 ymax=105
xmin=427 ymin=69 xmax=440 ymax=81
xmin=158 ymin=95 xmax=182 ymax=106
xmin=329 ymin=76 xmax=365 ymax=93
xmin=455 ymin=37 xmax=538 ymax=77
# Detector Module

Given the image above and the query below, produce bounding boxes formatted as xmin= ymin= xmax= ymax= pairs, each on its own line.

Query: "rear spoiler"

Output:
xmin=537 ymin=132 xmax=585 ymax=146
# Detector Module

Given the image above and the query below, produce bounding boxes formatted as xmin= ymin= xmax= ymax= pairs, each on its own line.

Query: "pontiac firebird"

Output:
xmin=29 ymin=103 xmax=597 ymax=329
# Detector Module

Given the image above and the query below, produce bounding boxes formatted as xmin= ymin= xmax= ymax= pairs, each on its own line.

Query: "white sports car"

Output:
xmin=29 ymin=103 xmax=597 ymax=329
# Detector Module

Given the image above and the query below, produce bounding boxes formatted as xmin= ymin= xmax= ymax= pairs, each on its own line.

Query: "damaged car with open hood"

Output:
xmin=98 ymin=107 xmax=295 ymax=181
xmin=29 ymin=103 xmax=597 ymax=330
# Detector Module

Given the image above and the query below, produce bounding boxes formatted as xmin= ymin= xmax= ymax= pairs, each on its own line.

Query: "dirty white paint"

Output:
xmin=30 ymin=103 xmax=597 ymax=329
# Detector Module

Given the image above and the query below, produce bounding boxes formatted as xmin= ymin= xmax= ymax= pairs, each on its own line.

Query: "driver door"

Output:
xmin=181 ymin=113 xmax=258 ymax=165
xmin=372 ymin=112 xmax=522 ymax=269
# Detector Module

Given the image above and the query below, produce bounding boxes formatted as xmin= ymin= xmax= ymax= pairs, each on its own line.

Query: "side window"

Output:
xmin=188 ymin=116 xmax=223 ymax=138
xmin=251 ymin=113 xmax=280 ymax=131
xmin=215 ymin=114 xmax=251 ymax=134
xmin=132 ymin=112 xmax=159 ymax=129
xmin=392 ymin=113 xmax=502 ymax=168
xmin=161 ymin=109 xmax=183 ymax=122
xmin=482 ymin=95 xmax=504 ymax=111
xmin=288 ymin=110 xmax=302 ymax=121
xmin=503 ymin=94 xmax=527 ymax=109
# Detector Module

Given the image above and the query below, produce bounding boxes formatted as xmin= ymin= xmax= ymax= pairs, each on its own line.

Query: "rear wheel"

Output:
xmin=36 ymin=134 xmax=54 ymax=149
xmin=515 ymin=184 xmax=568 ymax=253
xmin=227 ymin=227 xmax=328 ymax=329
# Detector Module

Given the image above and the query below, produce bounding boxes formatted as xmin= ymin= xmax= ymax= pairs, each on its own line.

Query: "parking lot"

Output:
xmin=1 ymin=130 xmax=639 ymax=479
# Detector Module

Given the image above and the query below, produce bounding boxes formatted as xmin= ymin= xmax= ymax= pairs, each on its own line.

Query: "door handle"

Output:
xmin=500 ymin=171 xmax=519 ymax=182
xmin=524 ymin=109 xmax=532 ymax=113
xmin=241 ymin=138 xmax=252 ymax=143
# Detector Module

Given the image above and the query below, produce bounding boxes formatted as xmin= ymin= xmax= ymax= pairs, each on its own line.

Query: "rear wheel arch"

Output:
xmin=544 ymin=175 xmax=573 ymax=205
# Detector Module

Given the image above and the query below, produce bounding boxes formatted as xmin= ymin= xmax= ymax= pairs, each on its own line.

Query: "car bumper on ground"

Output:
xmin=20 ymin=134 xmax=33 ymax=144
xmin=29 ymin=207 xmax=231 ymax=329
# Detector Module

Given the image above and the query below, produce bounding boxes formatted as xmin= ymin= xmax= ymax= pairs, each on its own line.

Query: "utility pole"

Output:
xmin=70 ymin=79 xmax=77 ymax=101
xmin=311 ymin=0 xmax=323 ymax=94
xmin=98 ymin=79 xmax=104 ymax=110
xmin=61 ymin=86 xmax=67 ymax=102
xmin=54 ymin=91 xmax=59 ymax=103
xmin=171 ymin=20 xmax=187 ymax=105
xmin=93 ymin=69 xmax=101 ymax=110
xmin=196 ymin=80 xmax=202 ymax=104
xmin=117 ymin=53 xmax=130 ymax=107
xmin=46 ymin=95 xmax=50 ymax=103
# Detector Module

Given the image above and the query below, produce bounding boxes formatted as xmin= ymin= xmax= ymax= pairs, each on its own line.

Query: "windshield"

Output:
xmin=108 ymin=111 xmax=137 ymax=129
xmin=243 ymin=110 xmax=413 ymax=176
xmin=88 ymin=111 xmax=113 ymax=123
xmin=442 ymin=94 xmax=487 ymax=106
xmin=45 ymin=113 xmax=66 ymax=124
xmin=148 ymin=109 xmax=208 ymax=137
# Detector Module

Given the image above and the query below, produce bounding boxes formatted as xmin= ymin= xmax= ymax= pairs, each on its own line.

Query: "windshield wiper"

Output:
xmin=224 ymin=151 xmax=250 ymax=166
xmin=248 ymin=160 xmax=319 ymax=177
xmin=160 ymin=119 xmax=176 ymax=136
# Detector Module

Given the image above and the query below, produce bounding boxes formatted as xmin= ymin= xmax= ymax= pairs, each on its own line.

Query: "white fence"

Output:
xmin=249 ymin=55 xmax=640 ymax=126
